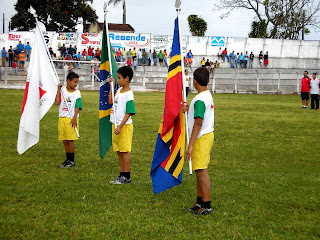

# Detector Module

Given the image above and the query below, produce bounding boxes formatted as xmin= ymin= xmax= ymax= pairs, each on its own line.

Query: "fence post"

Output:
xmin=4 ymin=65 xmax=8 ymax=86
xmin=277 ymin=70 xmax=281 ymax=93
xmin=234 ymin=68 xmax=237 ymax=93
xmin=296 ymin=71 xmax=300 ymax=93
xmin=212 ymin=71 xmax=215 ymax=93
xmin=256 ymin=70 xmax=259 ymax=93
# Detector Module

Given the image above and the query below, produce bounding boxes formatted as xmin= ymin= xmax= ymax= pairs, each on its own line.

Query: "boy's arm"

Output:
xmin=108 ymin=77 xmax=115 ymax=105
xmin=186 ymin=117 xmax=203 ymax=162
xmin=114 ymin=113 xmax=132 ymax=135
xmin=71 ymin=107 xmax=80 ymax=127
xmin=55 ymin=84 xmax=62 ymax=105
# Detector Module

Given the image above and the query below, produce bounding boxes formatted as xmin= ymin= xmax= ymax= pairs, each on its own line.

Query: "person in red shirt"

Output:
xmin=87 ymin=46 xmax=93 ymax=60
xmin=222 ymin=48 xmax=229 ymax=62
xmin=82 ymin=49 xmax=87 ymax=60
xmin=95 ymin=47 xmax=101 ymax=61
xmin=301 ymin=71 xmax=311 ymax=109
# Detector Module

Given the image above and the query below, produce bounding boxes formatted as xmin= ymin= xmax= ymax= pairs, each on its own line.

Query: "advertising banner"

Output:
xmin=211 ymin=36 xmax=225 ymax=47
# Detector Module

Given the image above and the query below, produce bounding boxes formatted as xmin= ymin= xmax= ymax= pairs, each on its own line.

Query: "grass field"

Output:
xmin=0 ymin=89 xmax=319 ymax=239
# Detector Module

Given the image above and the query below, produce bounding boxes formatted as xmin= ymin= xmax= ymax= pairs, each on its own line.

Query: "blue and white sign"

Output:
xmin=211 ymin=37 xmax=225 ymax=46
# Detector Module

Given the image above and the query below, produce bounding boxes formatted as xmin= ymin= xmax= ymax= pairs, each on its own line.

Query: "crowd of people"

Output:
xmin=1 ymin=41 xmax=32 ymax=74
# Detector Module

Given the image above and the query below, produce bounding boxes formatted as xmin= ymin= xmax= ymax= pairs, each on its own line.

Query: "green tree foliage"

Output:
xmin=215 ymin=0 xmax=320 ymax=40
xmin=11 ymin=0 xmax=97 ymax=32
xmin=187 ymin=14 xmax=207 ymax=36
xmin=249 ymin=19 xmax=268 ymax=38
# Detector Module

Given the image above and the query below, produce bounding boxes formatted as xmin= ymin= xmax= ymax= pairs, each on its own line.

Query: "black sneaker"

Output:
xmin=197 ymin=207 xmax=213 ymax=215
xmin=185 ymin=203 xmax=202 ymax=212
xmin=109 ymin=175 xmax=121 ymax=184
xmin=58 ymin=159 xmax=68 ymax=168
xmin=114 ymin=175 xmax=131 ymax=184
xmin=59 ymin=160 xmax=75 ymax=168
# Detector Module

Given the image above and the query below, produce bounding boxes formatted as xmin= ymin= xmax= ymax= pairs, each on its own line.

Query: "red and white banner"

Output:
xmin=17 ymin=25 xmax=59 ymax=154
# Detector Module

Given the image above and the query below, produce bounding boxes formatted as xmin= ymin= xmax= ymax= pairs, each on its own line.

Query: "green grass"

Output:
xmin=0 ymin=90 xmax=319 ymax=239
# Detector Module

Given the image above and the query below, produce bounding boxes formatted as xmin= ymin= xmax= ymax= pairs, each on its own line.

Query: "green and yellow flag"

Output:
xmin=99 ymin=20 xmax=118 ymax=159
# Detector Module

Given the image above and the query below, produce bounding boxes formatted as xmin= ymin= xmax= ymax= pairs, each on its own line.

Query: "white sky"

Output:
xmin=1 ymin=0 xmax=319 ymax=40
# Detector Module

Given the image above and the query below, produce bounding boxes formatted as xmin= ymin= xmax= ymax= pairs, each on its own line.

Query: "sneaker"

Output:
xmin=59 ymin=160 xmax=75 ymax=168
xmin=109 ymin=175 xmax=121 ymax=184
xmin=196 ymin=207 xmax=213 ymax=215
xmin=185 ymin=203 xmax=201 ymax=212
xmin=58 ymin=159 xmax=68 ymax=168
xmin=113 ymin=175 xmax=131 ymax=184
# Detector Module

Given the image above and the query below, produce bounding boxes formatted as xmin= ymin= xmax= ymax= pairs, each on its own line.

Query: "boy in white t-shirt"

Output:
xmin=55 ymin=72 xmax=82 ymax=168
xmin=310 ymin=72 xmax=320 ymax=110
xmin=183 ymin=67 xmax=214 ymax=215
xmin=109 ymin=66 xmax=136 ymax=184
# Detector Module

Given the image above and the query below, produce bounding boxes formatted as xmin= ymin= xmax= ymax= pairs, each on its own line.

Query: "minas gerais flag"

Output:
xmin=150 ymin=18 xmax=185 ymax=194
xmin=17 ymin=24 xmax=59 ymax=154
xmin=99 ymin=20 xmax=119 ymax=159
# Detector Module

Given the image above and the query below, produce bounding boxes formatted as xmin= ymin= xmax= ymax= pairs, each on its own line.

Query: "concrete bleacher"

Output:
xmin=0 ymin=62 xmax=317 ymax=94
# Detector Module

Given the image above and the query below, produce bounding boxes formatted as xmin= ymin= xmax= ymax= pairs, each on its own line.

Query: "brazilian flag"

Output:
xmin=99 ymin=20 xmax=118 ymax=159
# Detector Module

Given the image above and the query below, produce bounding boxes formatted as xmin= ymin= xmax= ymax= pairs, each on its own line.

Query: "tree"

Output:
xmin=11 ymin=0 xmax=97 ymax=32
xmin=187 ymin=15 xmax=207 ymax=36
xmin=249 ymin=19 xmax=268 ymax=38
xmin=108 ymin=0 xmax=126 ymax=24
xmin=215 ymin=0 xmax=320 ymax=40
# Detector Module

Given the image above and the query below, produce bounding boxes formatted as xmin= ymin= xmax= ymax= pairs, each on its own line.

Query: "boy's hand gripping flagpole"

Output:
xmin=176 ymin=0 xmax=192 ymax=175
xmin=104 ymin=3 xmax=117 ymax=129
xmin=30 ymin=6 xmax=79 ymax=137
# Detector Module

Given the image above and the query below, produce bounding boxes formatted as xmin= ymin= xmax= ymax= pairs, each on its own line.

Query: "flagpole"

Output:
xmin=104 ymin=3 xmax=117 ymax=129
xmin=176 ymin=2 xmax=192 ymax=175
xmin=30 ymin=6 xmax=79 ymax=137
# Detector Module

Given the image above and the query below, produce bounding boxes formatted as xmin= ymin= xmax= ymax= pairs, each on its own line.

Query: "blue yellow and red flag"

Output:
xmin=99 ymin=20 xmax=118 ymax=159
xmin=151 ymin=18 xmax=185 ymax=194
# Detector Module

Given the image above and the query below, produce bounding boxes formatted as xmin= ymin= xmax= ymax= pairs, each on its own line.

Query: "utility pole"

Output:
xmin=3 ymin=13 xmax=4 ymax=33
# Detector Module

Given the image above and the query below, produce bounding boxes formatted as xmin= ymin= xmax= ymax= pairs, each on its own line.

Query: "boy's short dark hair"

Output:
xmin=117 ymin=66 xmax=133 ymax=82
xmin=67 ymin=72 xmax=79 ymax=81
xmin=304 ymin=71 xmax=308 ymax=74
xmin=313 ymin=72 xmax=317 ymax=76
xmin=193 ymin=67 xmax=209 ymax=86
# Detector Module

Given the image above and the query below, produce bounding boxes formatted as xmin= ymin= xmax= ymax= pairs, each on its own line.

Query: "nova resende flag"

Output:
xmin=17 ymin=25 xmax=59 ymax=154
xmin=151 ymin=18 xmax=185 ymax=194
xmin=99 ymin=20 xmax=118 ymax=159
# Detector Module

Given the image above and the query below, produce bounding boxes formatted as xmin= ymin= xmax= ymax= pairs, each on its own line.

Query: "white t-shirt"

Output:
xmin=185 ymin=75 xmax=189 ymax=88
xmin=110 ymin=87 xmax=136 ymax=126
xmin=59 ymin=87 xmax=82 ymax=118
xmin=310 ymin=78 xmax=320 ymax=94
xmin=188 ymin=90 xmax=214 ymax=139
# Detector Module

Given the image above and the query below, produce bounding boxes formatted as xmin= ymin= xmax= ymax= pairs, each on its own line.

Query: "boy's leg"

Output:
xmin=196 ymin=169 xmax=211 ymax=202
xmin=119 ymin=152 xmax=131 ymax=180
xmin=311 ymin=95 xmax=315 ymax=109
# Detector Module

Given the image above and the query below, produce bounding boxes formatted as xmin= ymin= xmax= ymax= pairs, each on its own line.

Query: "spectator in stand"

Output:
xmin=239 ymin=52 xmax=244 ymax=68
xmin=133 ymin=57 xmax=137 ymax=70
xmin=127 ymin=48 xmax=132 ymax=62
xmin=121 ymin=47 xmax=127 ymax=62
xmin=210 ymin=61 xmax=214 ymax=75
xmin=95 ymin=47 xmax=101 ymax=61
xmin=217 ymin=47 xmax=222 ymax=62
xmin=65 ymin=54 xmax=71 ymax=60
xmin=68 ymin=45 xmax=75 ymax=56
xmin=137 ymin=48 xmax=142 ymax=66
xmin=205 ymin=59 xmax=210 ymax=70
xmin=249 ymin=51 xmax=254 ymax=69
xmin=49 ymin=47 xmax=54 ymax=56
xmin=235 ymin=53 xmax=240 ymax=68
xmin=142 ymin=49 xmax=148 ymax=66
xmin=12 ymin=59 xmax=18 ymax=75
xmin=1 ymin=47 xmax=7 ymax=67
xmin=153 ymin=50 xmax=157 ymax=66
xmin=16 ymin=41 xmax=24 ymax=54
xmin=301 ymin=71 xmax=311 ymax=109
xmin=183 ymin=56 xmax=188 ymax=67
xmin=222 ymin=48 xmax=229 ymax=63
xmin=116 ymin=48 xmax=122 ymax=62
xmin=76 ymin=52 xmax=82 ymax=69
xmin=59 ymin=44 xmax=67 ymax=57
xmin=310 ymin=73 xmax=319 ymax=110
xmin=229 ymin=51 xmax=235 ymax=68
xmin=264 ymin=51 xmax=269 ymax=68
xmin=82 ymin=49 xmax=87 ymax=60
xmin=127 ymin=57 xmax=132 ymax=67
xmin=259 ymin=51 xmax=263 ymax=68
xmin=87 ymin=46 xmax=93 ymax=60
xmin=25 ymin=42 xmax=32 ymax=61
xmin=19 ymin=50 xmax=25 ymax=71
xmin=131 ymin=47 xmax=136 ymax=62
xmin=243 ymin=51 xmax=249 ymax=68
xmin=214 ymin=60 xmax=220 ymax=68
xmin=147 ymin=49 xmax=152 ymax=66
xmin=187 ymin=50 xmax=193 ymax=68
xmin=8 ymin=46 xmax=14 ymax=67
xmin=158 ymin=50 xmax=164 ymax=67
xmin=163 ymin=49 xmax=168 ymax=67
xmin=201 ymin=57 xmax=206 ymax=67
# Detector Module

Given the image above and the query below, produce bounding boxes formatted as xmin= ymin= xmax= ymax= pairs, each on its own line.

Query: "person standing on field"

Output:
xmin=310 ymin=72 xmax=320 ymax=110
xmin=301 ymin=71 xmax=311 ymax=109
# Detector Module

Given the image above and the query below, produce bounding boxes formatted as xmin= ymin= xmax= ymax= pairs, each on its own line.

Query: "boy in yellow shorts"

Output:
xmin=108 ymin=66 xmax=136 ymax=184
xmin=183 ymin=67 xmax=214 ymax=215
xmin=55 ymin=72 xmax=82 ymax=168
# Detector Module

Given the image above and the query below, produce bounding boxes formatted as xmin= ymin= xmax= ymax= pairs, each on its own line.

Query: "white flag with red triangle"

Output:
xmin=17 ymin=25 xmax=59 ymax=154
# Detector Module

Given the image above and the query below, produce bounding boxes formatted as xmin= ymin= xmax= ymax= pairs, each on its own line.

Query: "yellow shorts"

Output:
xmin=112 ymin=124 xmax=133 ymax=152
xmin=192 ymin=132 xmax=214 ymax=171
xmin=58 ymin=117 xmax=79 ymax=141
